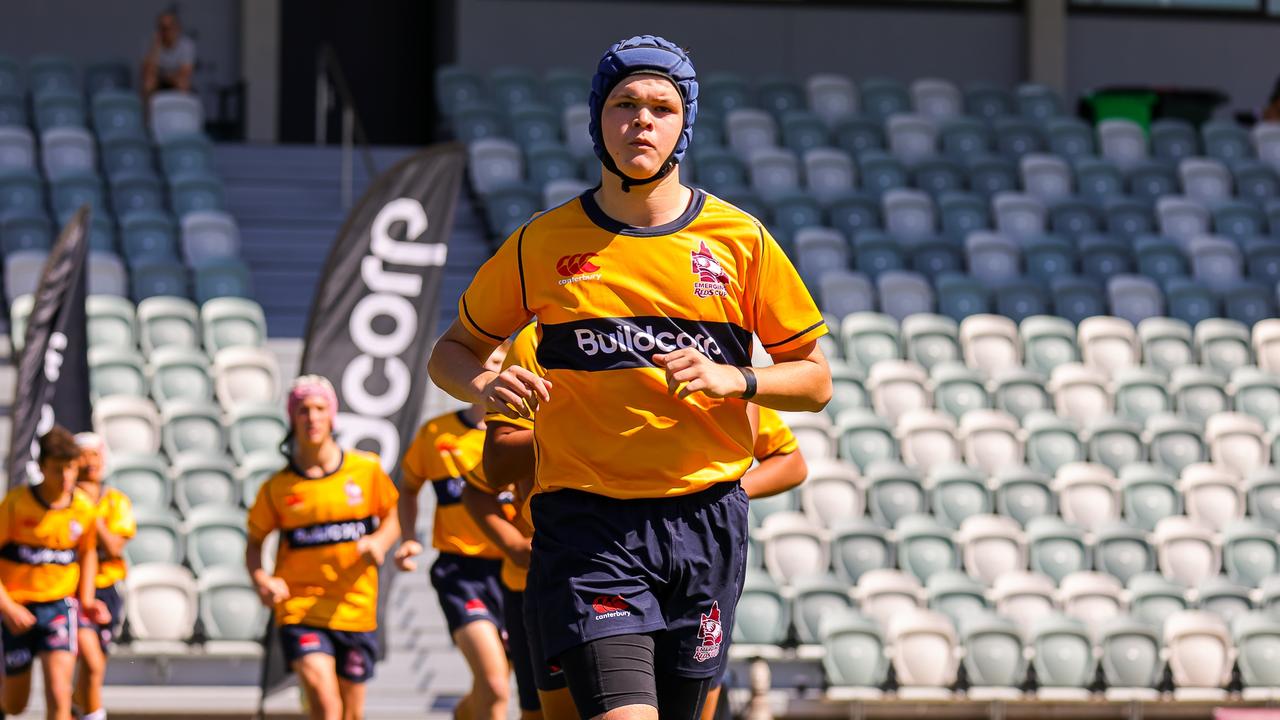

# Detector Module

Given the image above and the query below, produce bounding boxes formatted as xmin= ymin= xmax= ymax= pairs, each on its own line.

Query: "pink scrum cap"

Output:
xmin=287 ymin=374 xmax=339 ymax=424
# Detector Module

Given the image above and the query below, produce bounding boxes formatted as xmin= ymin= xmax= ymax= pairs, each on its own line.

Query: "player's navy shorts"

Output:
xmin=77 ymin=584 xmax=124 ymax=655
xmin=503 ymin=587 xmax=542 ymax=711
xmin=279 ymin=623 xmax=378 ymax=683
xmin=2 ymin=597 xmax=77 ymax=675
xmin=430 ymin=552 xmax=505 ymax=636
xmin=525 ymin=480 xmax=749 ymax=680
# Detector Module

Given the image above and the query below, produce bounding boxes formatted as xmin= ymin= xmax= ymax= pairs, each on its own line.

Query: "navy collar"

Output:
xmin=580 ymin=186 xmax=705 ymax=237
xmin=289 ymin=451 xmax=346 ymax=480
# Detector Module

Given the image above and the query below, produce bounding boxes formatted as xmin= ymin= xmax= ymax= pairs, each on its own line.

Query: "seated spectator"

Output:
xmin=142 ymin=11 xmax=195 ymax=102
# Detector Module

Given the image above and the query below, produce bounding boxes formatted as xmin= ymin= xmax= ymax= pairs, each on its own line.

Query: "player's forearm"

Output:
xmin=245 ymin=539 xmax=267 ymax=582
xmin=78 ymin=545 xmax=98 ymax=607
xmin=483 ymin=426 xmax=535 ymax=490
xmin=462 ymin=485 xmax=529 ymax=560
xmin=741 ymin=451 xmax=808 ymax=499
xmin=428 ymin=335 xmax=496 ymax=406
xmin=396 ymin=489 xmax=420 ymax=544
xmin=95 ymin=520 xmax=127 ymax=559
xmin=371 ymin=511 xmax=400 ymax=555
xmin=0 ymin=581 xmax=18 ymax=616
xmin=747 ymin=356 xmax=831 ymax=412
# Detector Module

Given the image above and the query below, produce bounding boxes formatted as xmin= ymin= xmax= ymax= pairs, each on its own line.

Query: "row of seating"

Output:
xmin=110 ymin=446 xmax=279 ymax=516
xmin=0 ymin=86 xmax=203 ymax=145
xmin=3 ymin=249 xmax=251 ymax=305
xmin=0 ymin=56 xmax=131 ymax=100
xmin=124 ymin=563 xmax=267 ymax=650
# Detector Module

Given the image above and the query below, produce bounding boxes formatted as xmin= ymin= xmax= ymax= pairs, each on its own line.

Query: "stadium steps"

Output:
xmin=215 ymin=143 xmax=492 ymax=340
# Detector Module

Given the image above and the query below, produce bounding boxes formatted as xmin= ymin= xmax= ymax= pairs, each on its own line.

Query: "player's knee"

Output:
xmin=475 ymin=670 xmax=511 ymax=705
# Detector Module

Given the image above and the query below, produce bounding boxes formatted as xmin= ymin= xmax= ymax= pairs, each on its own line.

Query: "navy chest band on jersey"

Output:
xmin=0 ymin=543 xmax=76 ymax=566
xmin=285 ymin=516 xmax=376 ymax=549
xmin=536 ymin=316 xmax=752 ymax=372
xmin=432 ymin=477 xmax=466 ymax=506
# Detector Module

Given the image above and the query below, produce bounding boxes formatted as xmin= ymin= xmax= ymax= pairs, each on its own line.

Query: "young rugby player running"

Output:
xmin=246 ymin=376 xmax=400 ymax=720
xmin=72 ymin=432 xmax=135 ymax=720
xmin=429 ymin=35 xmax=830 ymax=719
xmin=0 ymin=426 xmax=109 ymax=720
xmin=394 ymin=343 xmax=514 ymax=720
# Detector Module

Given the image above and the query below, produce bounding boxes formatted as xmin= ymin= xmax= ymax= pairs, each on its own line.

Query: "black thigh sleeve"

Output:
xmin=558 ymin=633 xmax=658 ymax=717
xmin=657 ymin=670 xmax=713 ymax=720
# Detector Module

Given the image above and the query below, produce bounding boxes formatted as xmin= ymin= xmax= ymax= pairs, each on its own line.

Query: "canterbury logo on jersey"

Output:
xmin=285 ymin=516 xmax=376 ymax=548
xmin=556 ymin=253 xmax=600 ymax=277
xmin=0 ymin=543 xmax=76 ymax=566
xmin=537 ymin=316 xmax=752 ymax=371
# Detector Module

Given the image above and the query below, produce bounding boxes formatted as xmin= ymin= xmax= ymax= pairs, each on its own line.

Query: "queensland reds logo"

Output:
xmin=692 ymin=602 xmax=723 ymax=662
xmin=556 ymin=253 xmax=600 ymax=277
xmin=691 ymin=242 xmax=729 ymax=298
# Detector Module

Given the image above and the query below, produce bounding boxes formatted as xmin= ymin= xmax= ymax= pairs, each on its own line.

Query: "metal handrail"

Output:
xmin=314 ymin=45 xmax=378 ymax=208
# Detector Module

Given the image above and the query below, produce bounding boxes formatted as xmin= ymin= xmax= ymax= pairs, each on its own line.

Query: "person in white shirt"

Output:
xmin=142 ymin=11 xmax=195 ymax=102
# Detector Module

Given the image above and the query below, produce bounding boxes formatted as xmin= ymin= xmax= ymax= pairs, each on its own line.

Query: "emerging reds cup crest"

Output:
xmin=691 ymin=242 xmax=730 ymax=298
xmin=693 ymin=601 xmax=723 ymax=662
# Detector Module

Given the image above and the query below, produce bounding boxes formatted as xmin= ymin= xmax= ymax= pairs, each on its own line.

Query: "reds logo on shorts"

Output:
xmin=344 ymin=649 xmax=365 ymax=678
xmin=464 ymin=598 xmax=488 ymax=616
xmin=693 ymin=602 xmax=723 ymax=663
xmin=298 ymin=632 xmax=322 ymax=651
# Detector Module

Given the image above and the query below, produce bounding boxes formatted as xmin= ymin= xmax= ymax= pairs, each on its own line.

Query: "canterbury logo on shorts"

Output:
xmin=285 ymin=517 xmax=376 ymax=549
xmin=0 ymin=543 xmax=76 ymax=566
xmin=537 ymin=316 xmax=752 ymax=372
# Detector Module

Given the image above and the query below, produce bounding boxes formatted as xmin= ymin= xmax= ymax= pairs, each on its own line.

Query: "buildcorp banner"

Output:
xmin=7 ymin=207 xmax=91 ymax=488
xmin=300 ymin=143 xmax=464 ymax=474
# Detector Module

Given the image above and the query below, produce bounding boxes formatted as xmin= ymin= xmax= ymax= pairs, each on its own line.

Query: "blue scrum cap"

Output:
xmin=588 ymin=35 xmax=698 ymax=191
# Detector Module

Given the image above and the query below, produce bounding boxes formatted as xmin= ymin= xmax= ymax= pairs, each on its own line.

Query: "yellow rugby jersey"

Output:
xmin=460 ymin=188 xmax=827 ymax=499
xmin=94 ymin=487 xmax=135 ymax=589
xmin=754 ymin=408 xmax=799 ymax=459
xmin=403 ymin=412 xmax=504 ymax=559
xmin=247 ymin=451 xmax=397 ymax=632
xmin=0 ymin=486 xmax=97 ymax=605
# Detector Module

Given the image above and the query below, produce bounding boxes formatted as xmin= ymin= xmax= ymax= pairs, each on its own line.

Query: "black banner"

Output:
xmin=7 ymin=207 xmax=91 ymax=488
xmin=300 ymin=143 xmax=464 ymax=474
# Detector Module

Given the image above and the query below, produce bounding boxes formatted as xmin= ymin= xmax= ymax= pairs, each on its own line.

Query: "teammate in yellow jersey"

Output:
xmin=0 ymin=426 xmax=109 ymax=720
xmin=430 ymin=34 xmax=830 ymax=719
xmin=71 ymin=432 xmax=135 ymax=720
xmin=470 ymin=323 xmax=808 ymax=720
xmin=394 ymin=342 xmax=514 ymax=720
xmin=246 ymin=375 xmax=400 ymax=720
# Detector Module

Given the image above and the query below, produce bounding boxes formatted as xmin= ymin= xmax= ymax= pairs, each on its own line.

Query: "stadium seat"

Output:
xmin=964 ymin=231 xmax=1019 ymax=284
xmin=236 ymin=450 xmax=281 ymax=507
xmin=1188 ymin=235 xmax=1243 ymax=292
xmin=1197 ymin=576 xmax=1255 ymax=626
xmin=106 ymin=453 xmax=170 ymax=514
xmin=110 ymin=172 xmax=165 ymax=217
xmin=1000 ymin=277 xmax=1051 ymax=326
xmin=1214 ymin=200 xmax=1267 ymax=240
xmin=1145 ymin=412 xmax=1207 ymax=473
xmin=896 ymin=409 xmax=961 ymax=478
xmin=965 ymin=155 xmax=1018 ymax=198
xmin=1233 ymin=612 xmax=1280 ymax=701
xmin=0 ymin=212 xmax=53 ymax=255
xmin=894 ymin=513 xmax=959 ymax=584
xmin=435 ymin=66 xmax=486 ymax=115
xmin=120 ymin=210 xmax=178 ymax=263
xmin=1164 ymin=610 xmax=1236 ymax=701
xmin=198 ymin=566 xmax=269 ymax=647
xmin=148 ymin=346 xmax=213 ymax=406
xmin=483 ymin=184 xmax=539 ymax=237
xmin=818 ymin=271 xmax=873 ymax=320
xmin=50 ymin=171 xmax=106 ymax=216
xmin=850 ymin=229 xmax=904 ymax=278
xmin=757 ymin=76 xmax=806 ymax=119
xmin=802 ymin=148 xmax=854 ymax=203
xmin=127 ymin=510 xmax=184 ymax=566
xmin=124 ymin=563 xmax=198 ymax=649
xmin=451 ymin=104 xmax=505 ymax=144
xmin=1077 ymin=317 xmax=1138 ymax=381
xmin=168 ymin=173 xmax=226 ymax=218
xmin=1071 ymin=158 xmax=1121 ymax=203
xmin=1195 ymin=318 xmax=1252 ymax=378
xmin=0 ymin=126 xmax=35 ymax=172
xmin=858 ymin=77 xmax=910 ymax=120
xmin=1060 ymin=570 xmax=1125 ymax=630
xmin=806 ymin=74 xmax=857 ymax=127
xmin=88 ymin=346 xmax=147 ymax=399
xmin=1203 ymin=120 xmax=1253 ymax=163
xmin=909 ymin=78 xmax=961 ymax=120
xmin=1231 ymin=367 xmax=1280 ymax=424
xmin=935 ymin=273 xmax=991 ymax=322
xmin=467 ymin=138 xmax=523 ymax=195
xmin=176 ymin=209 xmax=240 ymax=269
xmin=992 ymin=572 xmax=1058 ymax=637
xmin=34 ymin=91 xmax=86 ymax=131
xmin=1235 ymin=160 xmax=1280 ymax=205
xmin=558 ymin=103 xmax=592 ymax=159
xmin=1178 ymin=157 xmax=1232 ymax=205
xmin=1027 ymin=515 xmax=1089 ymax=585
xmin=40 ymin=127 xmax=95 ymax=180
xmin=993 ymin=466 xmax=1054 ymax=528
xmin=193 ymin=258 xmax=253 ymax=303
xmin=184 ymin=505 xmax=249 ymax=574
xmin=1054 ymin=462 xmax=1121 ymax=533
xmin=85 ymin=295 xmax=137 ymax=351
xmin=839 ymin=312 xmax=899 ymax=371
xmin=958 ymin=83 xmax=1009 ymax=121
xmin=0 ymin=91 xmax=22 ymax=126
xmin=828 ymin=363 xmax=869 ymax=416
xmin=1048 ymin=363 xmax=1111 ymax=428
xmin=1164 ymin=276 xmax=1219 ymax=328
xmin=958 ymin=410 xmax=1020 ymax=476
xmin=857 ymin=150 xmax=908 ymax=195
xmin=213 ymin=346 xmax=281 ymax=412
xmin=1049 ymin=198 xmax=1103 ymax=237
xmin=862 ymin=460 xmax=924 ymax=527
xmin=1022 ymin=235 xmax=1075 ymax=283
xmin=86 ymin=251 xmax=128 ymax=298
xmin=1028 ymin=614 xmax=1096 ymax=701
xmin=820 ymin=610 xmax=889 ymax=700
xmin=1127 ymin=572 xmax=1190 ymax=633
xmin=1170 ymin=366 xmax=1229 ymax=427
xmin=989 ymin=368 xmax=1049 ymax=423
xmin=991 ymin=192 xmax=1046 ymax=239
xmin=938 ymin=117 xmax=991 ymax=159
xmin=957 ymin=514 xmax=1026 ymax=587
xmin=1254 ymin=121 xmax=1280 ymax=168
xmin=92 ymin=395 xmax=161 ymax=455
xmin=1205 ymin=411 xmax=1266 ymax=477
xmin=824 ymin=190 xmax=880 ymax=240
xmin=875 ymin=270 xmax=933 ymax=322
xmin=929 ymin=363 xmax=987 ymax=421
xmin=91 ymin=90 xmax=144 ymax=139
xmin=509 ymin=107 xmax=561 ymax=149
xmin=747 ymin=147 xmax=801 ymax=200
xmin=1098 ymin=119 xmax=1147 ymax=171
xmin=159 ymin=134 xmax=214 ymax=178
xmin=1154 ymin=515 xmax=1220 ymax=588
xmin=4 ymin=252 xmax=46 ymax=303
xmin=798 ymin=459 xmax=862 ymax=529
xmin=1098 ymin=616 xmax=1163 ymax=701
xmin=149 ymin=92 xmax=204 ymax=143
xmin=1224 ymin=281 xmax=1276 ymax=328
xmin=1024 ymin=409 xmax=1087 ymax=476
xmin=867 ymin=359 xmax=929 ymax=427
xmin=0 ymin=168 xmax=44 ymax=217
xmin=759 ymin=511 xmax=829 ymax=585
xmin=1156 ymin=196 xmax=1211 ymax=244
xmin=1083 ymin=416 xmax=1144 ymax=474
xmin=992 ymin=116 xmax=1044 ymax=158
xmin=885 ymin=608 xmax=959 ymax=700
xmin=200 ymin=297 xmax=266 ymax=354
xmin=1135 ymin=236 xmax=1190 ymax=284
xmin=1151 ymin=118 xmax=1199 ymax=161
xmin=960 ymin=314 xmax=1021 ymax=377
xmin=137 ymin=295 xmax=200 ymax=355
xmin=1120 ymin=463 xmax=1181 ymax=532
xmin=882 ymin=188 xmax=935 ymax=240
xmin=855 ymin=568 xmax=925 ymax=629
xmin=541 ymin=177 xmax=590 ymax=209
xmin=831 ymin=116 xmax=884 ymax=158
xmin=1092 ymin=519 xmax=1156 ymax=585
xmin=1221 ymin=519 xmax=1279 ymax=588
xmin=830 ymin=517 xmax=893 ymax=584
xmin=1019 ymin=154 xmax=1071 ymax=202
xmin=1103 ymin=197 xmax=1155 ymax=237
xmin=926 ymin=463 xmax=991 ymax=530
xmin=161 ymin=400 xmax=226 ymax=457
xmin=726 ymin=108 xmax=778 ymax=157
xmin=835 ymin=409 xmax=896 ymax=471
xmin=1254 ymin=318 xmax=1280 ymax=373
xmin=885 ymin=114 xmax=937 ymax=165
xmin=900 ymin=314 xmax=959 ymax=372
xmin=172 ymin=452 xmax=238 ymax=515
xmin=96 ymin=135 xmax=149 ymax=180
xmin=1245 ymin=466 xmax=1280 ymax=528
xmin=925 ymin=570 xmax=989 ymax=628
xmin=1107 ymin=275 xmax=1164 ymax=327
xmin=791 ymin=573 xmax=855 ymax=646
xmin=1180 ymin=462 xmax=1244 ymax=532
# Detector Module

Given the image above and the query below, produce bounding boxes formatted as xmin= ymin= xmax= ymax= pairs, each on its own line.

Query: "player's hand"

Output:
xmin=394 ymin=539 xmax=423 ymax=572
xmin=505 ymin=538 xmax=532 ymax=569
xmin=481 ymin=366 xmax=552 ymax=420
xmin=84 ymin=599 xmax=111 ymax=626
xmin=253 ymin=575 xmax=291 ymax=607
xmin=1 ymin=603 xmax=36 ymax=635
xmin=652 ymin=348 xmax=747 ymax=400
xmin=356 ymin=536 xmax=387 ymax=566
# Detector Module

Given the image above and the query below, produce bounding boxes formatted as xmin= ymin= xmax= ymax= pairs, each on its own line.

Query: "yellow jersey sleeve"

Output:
xmin=753 ymin=407 xmax=800 ymax=459
xmin=458 ymin=231 xmax=534 ymax=344
xmin=370 ymin=463 xmax=399 ymax=518
xmin=483 ymin=323 xmax=541 ymax=430
xmin=246 ymin=480 xmax=279 ymax=544
xmin=747 ymin=226 xmax=828 ymax=355
xmin=104 ymin=489 xmax=136 ymax=539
